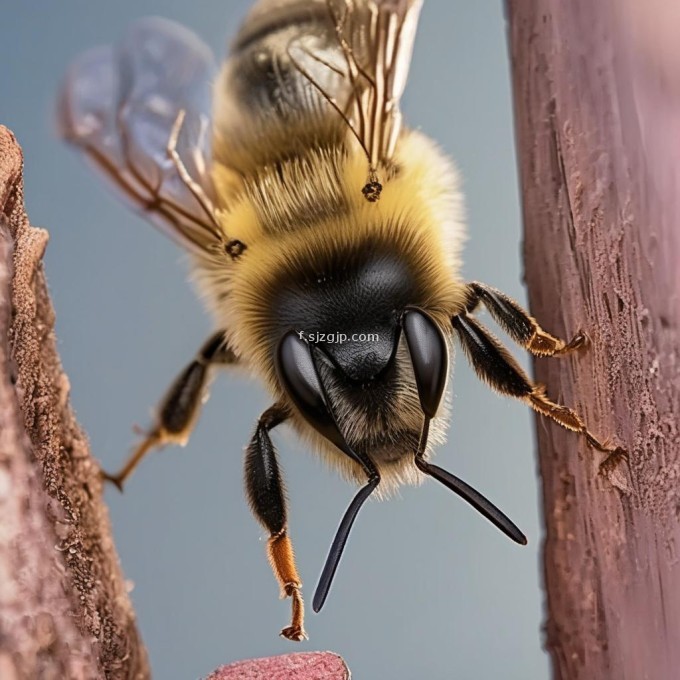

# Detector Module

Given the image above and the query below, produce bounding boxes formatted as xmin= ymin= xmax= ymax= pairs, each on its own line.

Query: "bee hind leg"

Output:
xmin=452 ymin=312 xmax=625 ymax=462
xmin=245 ymin=404 xmax=307 ymax=642
xmin=466 ymin=281 xmax=588 ymax=357
xmin=101 ymin=330 xmax=237 ymax=491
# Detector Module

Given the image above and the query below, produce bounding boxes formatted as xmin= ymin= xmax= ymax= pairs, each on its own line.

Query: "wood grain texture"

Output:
xmin=0 ymin=126 xmax=149 ymax=679
xmin=506 ymin=2 xmax=680 ymax=679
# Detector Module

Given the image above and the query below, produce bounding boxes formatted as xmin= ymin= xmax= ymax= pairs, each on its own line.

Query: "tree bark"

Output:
xmin=0 ymin=126 xmax=150 ymax=679
xmin=506 ymin=2 xmax=680 ymax=679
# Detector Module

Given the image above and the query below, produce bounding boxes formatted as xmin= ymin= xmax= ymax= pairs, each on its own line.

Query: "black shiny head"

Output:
xmin=271 ymin=248 xmax=417 ymax=385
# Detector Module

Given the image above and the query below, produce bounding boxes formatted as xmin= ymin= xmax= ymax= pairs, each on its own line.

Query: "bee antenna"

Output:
xmin=414 ymin=417 xmax=527 ymax=545
xmin=275 ymin=332 xmax=382 ymax=612
xmin=400 ymin=307 xmax=526 ymax=544
xmin=313 ymin=471 xmax=380 ymax=613
xmin=305 ymin=346 xmax=382 ymax=613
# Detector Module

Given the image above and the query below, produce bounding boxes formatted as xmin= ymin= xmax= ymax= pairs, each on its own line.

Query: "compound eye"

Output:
xmin=275 ymin=332 xmax=355 ymax=459
xmin=403 ymin=308 xmax=449 ymax=419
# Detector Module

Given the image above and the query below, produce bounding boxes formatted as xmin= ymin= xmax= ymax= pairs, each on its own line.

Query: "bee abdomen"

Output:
xmin=233 ymin=0 xmax=330 ymax=53
xmin=213 ymin=0 xmax=345 ymax=172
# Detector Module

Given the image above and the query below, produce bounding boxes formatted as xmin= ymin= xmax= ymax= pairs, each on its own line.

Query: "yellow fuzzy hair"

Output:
xmin=191 ymin=128 xmax=468 ymax=491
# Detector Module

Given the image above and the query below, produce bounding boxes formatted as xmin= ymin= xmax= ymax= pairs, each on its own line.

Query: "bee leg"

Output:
xmin=452 ymin=312 xmax=625 ymax=459
xmin=466 ymin=281 xmax=588 ymax=357
xmin=245 ymin=404 xmax=307 ymax=642
xmin=101 ymin=330 xmax=237 ymax=491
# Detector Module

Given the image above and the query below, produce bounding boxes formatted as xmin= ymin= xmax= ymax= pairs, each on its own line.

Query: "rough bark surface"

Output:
xmin=507 ymin=2 xmax=680 ymax=679
xmin=0 ymin=126 xmax=149 ymax=679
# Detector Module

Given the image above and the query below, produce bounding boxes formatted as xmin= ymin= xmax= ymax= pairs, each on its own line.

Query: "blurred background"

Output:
xmin=0 ymin=2 xmax=550 ymax=678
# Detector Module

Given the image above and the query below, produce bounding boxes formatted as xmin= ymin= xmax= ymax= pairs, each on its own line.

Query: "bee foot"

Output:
xmin=598 ymin=447 xmax=631 ymax=493
xmin=280 ymin=625 xmax=308 ymax=642
xmin=566 ymin=329 xmax=590 ymax=353
xmin=99 ymin=469 xmax=125 ymax=493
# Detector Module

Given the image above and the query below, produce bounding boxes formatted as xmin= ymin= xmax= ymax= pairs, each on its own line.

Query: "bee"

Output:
xmin=58 ymin=0 xmax=624 ymax=641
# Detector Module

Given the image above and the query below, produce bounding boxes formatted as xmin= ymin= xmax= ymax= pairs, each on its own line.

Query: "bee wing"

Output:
xmin=57 ymin=18 xmax=224 ymax=255
xmin=289 ymin=0 xmax=423 ymax=170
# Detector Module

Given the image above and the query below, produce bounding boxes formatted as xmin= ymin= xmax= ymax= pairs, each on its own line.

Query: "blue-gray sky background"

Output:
xmin=1 ymin=2 xmax=550 ymax=678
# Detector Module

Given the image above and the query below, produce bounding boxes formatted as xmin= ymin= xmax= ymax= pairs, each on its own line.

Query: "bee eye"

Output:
xmin=402 ymin=308 xmax=449 ymax=419
xmin=275 ymin=332 xmax=357 ymax=462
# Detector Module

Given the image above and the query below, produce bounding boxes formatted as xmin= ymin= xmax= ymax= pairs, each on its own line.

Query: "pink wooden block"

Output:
xmin=206 ymin=652 xmax=350 ymax=680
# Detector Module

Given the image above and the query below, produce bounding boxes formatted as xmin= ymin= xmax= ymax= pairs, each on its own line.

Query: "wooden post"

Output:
xmin=506 ymin=2 xmax=680 ymax=678
xmin=0 ymin=126 xmax=150 ymax=679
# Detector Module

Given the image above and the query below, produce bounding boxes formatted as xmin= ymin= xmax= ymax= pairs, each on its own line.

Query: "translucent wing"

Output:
xmin=288 ymin=0 xmax=423 ymax=177
xmin=57 ymin=17 xmax=225 ymax=255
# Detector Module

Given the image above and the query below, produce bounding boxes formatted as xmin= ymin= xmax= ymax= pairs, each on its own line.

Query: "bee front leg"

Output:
xmin=245 ymin=404 xmax=307 ymax=642
xmin=101 ymin=330 xmax=237 ymax=490
xmin=452 ymin=312 xmax=625 ymax=464
xmin=466 ymin=281 xmax=588 ymax=357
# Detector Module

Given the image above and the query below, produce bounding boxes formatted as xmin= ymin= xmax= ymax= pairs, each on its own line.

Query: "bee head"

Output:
xmin=272 ymin=248 xmax=418 ymax=385
xmin=274 ymin=245 xmax=449 ymax=453
xmin=213 ymin=224 xmax=463 ymax=471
